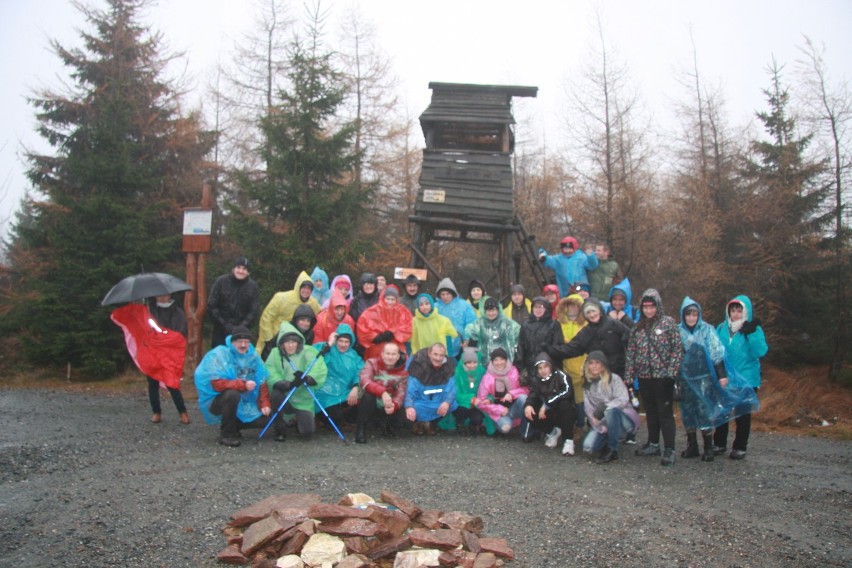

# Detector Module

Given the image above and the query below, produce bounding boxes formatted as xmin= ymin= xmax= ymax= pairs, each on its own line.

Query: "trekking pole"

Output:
xmin=280 ymin=344 xmax=348 ymax=444
xmin=257 ymin=344 xmax=328 ymax=440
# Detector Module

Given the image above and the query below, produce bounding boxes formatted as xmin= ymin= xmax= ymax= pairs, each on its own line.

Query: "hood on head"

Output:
xmin=468 ymin=279 xmax=487 ymax=296
xmin=292 ymin=271 xmax=314 ymax=294
xmin=291 ymin=304 xmax=317 ymax=327
xmin=436 ymin=277 xmax=459 ymax=299
xmin=556 ymin=294 xmax=586 ymax=323
xmin=639 ymin=288 xmax=664 ymax=315
xmin=275 ymin=321 xmax=305 ymax=352
xmin=334 ymin=322 xmax=355 ymax=345
xmin=679 ymin=296 xmax=704 ymax=325
xmin=726 ymin=295 xmax=753 ymax=323
xmin=329 ymin=274 xmax=353 ymax=299
xmin=310 ymin=266 xmax=329 ymax=289
xmin=329 ymin=289 xmax=349 ymax=312
xmin=534 ymin=352 xmax=555 ymax=369
xmin=530 ymin=296 xmax=553 ymax=319
xmin=543 ymin=284 xmax=560 ymax=298
xmin=415 ymin=293 xmax=435 ymax=315
xmin=609 ymin=277 xmax=633 ymax=304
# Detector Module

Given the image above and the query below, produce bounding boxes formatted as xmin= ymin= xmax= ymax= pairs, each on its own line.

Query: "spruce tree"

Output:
xmin=2 ymin=0 xmax=213 ymax=377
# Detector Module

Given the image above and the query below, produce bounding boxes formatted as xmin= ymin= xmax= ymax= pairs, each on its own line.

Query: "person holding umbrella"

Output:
xmin=147 ymin=293 xmax=190 ymax=424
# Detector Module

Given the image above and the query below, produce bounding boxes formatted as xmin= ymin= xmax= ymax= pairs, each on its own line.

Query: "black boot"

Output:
xmin=382 ymin=417 xmax=397 ymax=438
xmin=681 ymin=431 xmax=699 ymax=458
xmin=701 ymin=431 xmax=714 ymax=462
xmin=355 ymin=423 xmax=367 ymax=444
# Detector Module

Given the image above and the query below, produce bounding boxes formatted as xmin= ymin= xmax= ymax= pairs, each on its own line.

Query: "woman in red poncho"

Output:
xmin=313 ymin=288 xmax=355 ymax=345
xmin=356 ymin=285 xmax=413 ymax=360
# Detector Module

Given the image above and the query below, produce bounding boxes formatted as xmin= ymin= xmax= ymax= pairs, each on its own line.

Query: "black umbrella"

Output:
xmin=101 ymin=272 xmax=193 ymax=306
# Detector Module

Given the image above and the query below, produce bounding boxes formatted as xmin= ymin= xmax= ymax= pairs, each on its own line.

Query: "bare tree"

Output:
xmin=797 ymin=37 xmax=851 ymax=379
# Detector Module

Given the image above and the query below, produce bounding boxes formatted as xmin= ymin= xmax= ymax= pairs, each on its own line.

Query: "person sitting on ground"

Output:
xmin=453 ymin=347 xmax=487 ymax=435
xmin=356 ymin=285 xmax=413 ymax=360
xmin=410 ymin=292 xmax=458 ymax=355
xmin=147 ymin=293 xmax=191 ymax=425
xmin=322 ymin=274 xmax=353 ymax=309
xmin=400 ymin=274 xmax=422 ymax=315
xmin=256 ymin=271 xmax=321 ymax=352
xmin=515 ymin=296 xmax=564 ymax=381
xmin=194 ymin=326 xmax=271 ymax=447
xmin=356 ymin=342 xmax=409 ymax=444
xmin=349 ymin=272 xmax=380 ymax=322
xmin=467 ymin=279 xmax=487 ymax=316
xmin=405 ymin=343 xmax=458 ymax=435
xmin=265 ymin=322 xmax=328 ymax=442
xmin=313 ymin=288 xmax=355 ymax=345
xmin=476 ymin=348 xmax=529 ymax=436
xmin=588 ymin=243 xmax=623 ymax=301
xmin=523 ymin=352 xmax=577 ymax=455
xmin=207 ymin=257 xmax=260 ymax=348
xmin=313 ymin=324 xmax=364 ymax=431
xmin=464 ymin=297 xmax=521 ymax=366
xmin=538 ymin=236 xmax=599 ymax=298
xmin=581 ymin=351 xmax=640 ymax=464
xmin=543 ymin=284 xmax=561 ymax=319
xmin=503 ymin=283 xmax=532 ymax=326
xmin=434 ymin=278 xmax=477 ymax=360
xmin=310 ymin=266 xmax=331 ymax=307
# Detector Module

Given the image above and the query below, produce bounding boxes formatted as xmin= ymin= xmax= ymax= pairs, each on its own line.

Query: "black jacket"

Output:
xmin=207 ymin=272 xmax=260 ymax=332
xmin=515 ymin=302 xmax=564 ymax=376
xmin=546 ymin=317 xmax=630 ymax=377
xmin=526 ymin=368 xmax=575 ymax=410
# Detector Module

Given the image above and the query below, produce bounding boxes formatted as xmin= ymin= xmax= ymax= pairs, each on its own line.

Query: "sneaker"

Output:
xmin=561 ymin=439 xmax=575 ymax=456
xmin=596 ymin=448 xmax=618 ymax=464
xmin=635 ymin=442 xmax=661 ymax=456
xmin=660 ymin=447 xmax=675 ymax=467
xmin=712 ymin=445 xmax=727 ymax=456
xmin=624 ymin=432 xmax=637 ymax=445
xmin=218 ymin=436 xmax=241 ymax=447
xmin=729 ymin=449 xmax=747 ymax=460
xmin=544 ymin=427 xmax=562 ymax=448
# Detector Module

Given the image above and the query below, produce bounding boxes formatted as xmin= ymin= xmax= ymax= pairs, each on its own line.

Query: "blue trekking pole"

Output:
xmin=257 ymin=344 xmax=329 ymax=440
xmin=280 ymin=345 xmax=348 ymax=444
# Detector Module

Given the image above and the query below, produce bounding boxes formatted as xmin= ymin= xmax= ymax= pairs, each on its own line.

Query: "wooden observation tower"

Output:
xmin=409 ymin=82 xmax=548 ymax=296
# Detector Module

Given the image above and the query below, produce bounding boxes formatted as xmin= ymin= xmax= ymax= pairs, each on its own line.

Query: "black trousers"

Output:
xmin=269 ymin=383 xmax=316 ymax=436
xmin=714 ymin=388 xmax=758 ymax=451
xmin=147 ymin=377 xmax=186 ymax=414
xmin=209 ymin=389 xmax=267 ymax=437
xmin=638 ymin=377 xmax=676 ymax=449
xmin=526 ymin=398 xmax=576 ymax=437
xmin=453 ymin=406 xmax=485 ymax=428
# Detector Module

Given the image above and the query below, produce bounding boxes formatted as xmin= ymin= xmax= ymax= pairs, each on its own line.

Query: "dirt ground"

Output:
xmin=0 ymin=386 xmax=850 ymax=567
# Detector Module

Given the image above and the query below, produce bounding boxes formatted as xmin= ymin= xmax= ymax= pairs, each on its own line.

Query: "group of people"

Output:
xmin=160 ymin=241 xmax=766 ymax=467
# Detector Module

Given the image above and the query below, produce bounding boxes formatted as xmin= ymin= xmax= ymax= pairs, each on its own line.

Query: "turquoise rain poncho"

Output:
xmin=464 ymin=296 xmax=521 ymax=363
xmin=434 ymin=278 xmax=477 ymax=358
xmin=716 ymin=295 xmax=769 ymax=388
xmin=194 ymin=335 xmax=269 ymax=425
xmin=679 ymin=296 xmax=759 ymax=429
xmin=312 ymin=323 xmax=364 ymax=411
xmin=264 ymin=322 xmax=328 ymax=412
xmin=310 ymin=266 xmax=331 ymax=307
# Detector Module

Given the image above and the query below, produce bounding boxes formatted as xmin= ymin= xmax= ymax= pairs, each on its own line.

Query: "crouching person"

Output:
xmin=476 ymin=348 xmax=528 ymax=437
xmin=582 ymin=351 xmax=640 ymax=463
xmin=194 ymin=326 xmax=271 ymax=447
xmin=356 ymin=342 xmax=408 ymax=444
xmin=405 ymin=343 xmax=458 ymax=435
xmin=313 ymin=324 xmax=364 ymax=430
xmin=523 ymin=353 xmax=577 ymax=455
xmin=265 ymin=322 xmax=328 ymax=442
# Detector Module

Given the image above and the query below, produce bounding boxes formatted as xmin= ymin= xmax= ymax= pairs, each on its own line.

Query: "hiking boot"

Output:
xmin=701 ymin=432 xmax=714 ymax=462
xmin=635 ymin=442 xmax=661 ymax=456
xmin=218 ymin=436 xmax=241 ymax=447
xmin=561 ymin=439 xmax=575 ymax=456
xmin=681 ymin=432 xmax=699 ymax=458
xmin=179 ymin=412 xmax=191 ymax=425
xmin=544 ymin=427 xmax=562 ymax=448
xmin=273 ymin=430 xmax=287 ymax=442
xmin=355 ymin=424 xmax=367 ymax=444
xmin=712 ymin=445 xmax=727 ymax=456
xmin=660 ymin=447 xmax=675 ymax=467
xmin=382 ymin=420 xmax=397 ymax=438
xmin=151 ymin=413 xmax=161 ymax=424
xmin=729 ymin=449 xmax=747 ymax=460
xmin=596 ymin=448 xmax=618 ymax=464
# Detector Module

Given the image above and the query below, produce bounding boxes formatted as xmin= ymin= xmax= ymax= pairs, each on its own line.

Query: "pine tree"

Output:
xmin=228 ymin=25 xmax=373 ymax=291
xmin=1 ymin=0 xmax=213 ymax=377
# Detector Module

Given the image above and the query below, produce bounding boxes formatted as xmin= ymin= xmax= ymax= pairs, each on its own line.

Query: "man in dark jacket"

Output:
xmin=405 ymin=343 xmax=457 ymax=435
xmin=515 ymin=297 xmax=564 ymax=380
xmin=349 ymin=272 xmax=380 ymax=322
xmin=207 ymin=257 xmax=260 ymax=348
xmin=400 ymin=274 xmax=422 ymax=315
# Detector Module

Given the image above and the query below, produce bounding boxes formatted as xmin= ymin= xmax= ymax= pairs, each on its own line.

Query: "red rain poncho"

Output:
xmin=111 ymin=304 xmax=186 ymax=389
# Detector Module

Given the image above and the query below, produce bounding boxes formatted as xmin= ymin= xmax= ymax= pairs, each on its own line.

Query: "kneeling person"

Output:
xmin=582 ymin=351 xmax=639 ymax=463
xmin=265 ymin=322 xmax=328 ymax=441
xmin=405 ymin=343 xmax=458 ymax=435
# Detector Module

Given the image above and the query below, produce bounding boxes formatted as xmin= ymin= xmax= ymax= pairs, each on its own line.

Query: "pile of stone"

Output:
xmin=216 ymin=489 xmax=514 ymax=568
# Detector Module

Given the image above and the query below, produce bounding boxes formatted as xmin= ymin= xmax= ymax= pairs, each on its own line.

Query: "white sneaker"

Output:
xmin=562 ymin=439 xmax=575 ymax=456
xmin=544 ymin=427 xmax=562 ymax=448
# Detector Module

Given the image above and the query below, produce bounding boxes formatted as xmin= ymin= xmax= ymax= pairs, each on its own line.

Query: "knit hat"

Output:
xmin=404 ymin=274 xmax=421 ymax=285
xmin=510 ymin=284 xmax=526 ymax=295
xmin=462 ymin=348 xmax=479 ymax=364
xmin=586 ymin=350 xmax=609 ymax=368
xmin=230 ymin=326 xmax=252 ymax=341
xmin=571 ymin=283 xmax=590 ymax=294
xmin=490 ymin=347 xmax=508 ymax=361
xmin=383 ymin=286 xmax=399 ymax=299
xmin=234 ymin=257 xmax=250 ymax=269
xmin=300 ymin=280 xmax=314 ymax=291
xmin=359 ymin=272 xmax=378 ymax=285
xmin=483 ymin=297 xmax=499 ymax=311
xmin=531 ymin=296 xmax=549 ymax=309
xmin=582 ymin=300 xmax=602 ymax=317
xmin=534 ymin=352 xmax=554 ymax=368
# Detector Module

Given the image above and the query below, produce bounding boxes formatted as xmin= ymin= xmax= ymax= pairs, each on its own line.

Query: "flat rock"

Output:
xmin=472 ymin=552 xmax=498 ymax=568
xmin=408 ymin=528 xmax=463 ymax=550
xmin=307 ymin=503 xmax=371 ymax=521
xmin=295 ymin=520 xmax=316 ymax=536
xmin=316 ymin=518 xmax=389 ymax=538
xmin=231 ymin=494 xmax=322 ymax=527
xmin=299 ymin=533 xmax=346 ymax=567
xmin=278 ymin=531 xmax=309 ymax=557
xmin=379 ymin=490 xmax=422 ymax=519
xmin=439 ymin=550 xmax=477 ymax=568
xmin=275 ymin=555 xmax=304 ymax=568
xmin=366 ymin=534 xmax=412 ymax=560
xmin=477 ymin=538 xmax=514 ymax=560
xmin=366 ymin=505 xmax=411 ymax=537
xmin=336 ymin=554 xmax=372 ymax=568
xmin=413 ymin=509 xmax=443 ymax=529
xmin=242 ymin=516 xmax=288 ymax=557
xmin=462 ymin=530 xmax=481 ymax=553
xmin=250 ymin=557 xmax=275 ymax=568
xmin=393 ymin=548 xmax=442 ymax=568
xmin=343 ymin=537 xmax=369 ymax=555
xmin=338 ymin=493 xmax=376 ymax=507
xmin=439 ymin=512 xmax=484 ymax=535
xmin=217 ymin=544 xmax=248 ymax=565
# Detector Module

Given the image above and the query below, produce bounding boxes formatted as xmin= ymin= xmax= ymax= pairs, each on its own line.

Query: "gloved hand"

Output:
xmin=374 ymin=331 xmax=394 ymax=343
xmin=593 ymin=405 xmax=606 ymax=420
xmin=304 ymin=375 xmax=317 ymax=386
xmin=292 ymin=370 xmax=305 ymax=385
xmin=740 ymin=319 xmax=759 ymax=335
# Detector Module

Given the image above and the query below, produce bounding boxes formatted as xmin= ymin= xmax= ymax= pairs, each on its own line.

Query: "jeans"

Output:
xmin=496 ymin=394 xmax=528 ymax=434
xmin=583 ymin=407 xmax=637 ymax=453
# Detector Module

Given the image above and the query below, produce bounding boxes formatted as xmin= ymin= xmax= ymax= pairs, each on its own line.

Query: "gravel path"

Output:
xmin=0 ymin=388 xmax=850 ymax=567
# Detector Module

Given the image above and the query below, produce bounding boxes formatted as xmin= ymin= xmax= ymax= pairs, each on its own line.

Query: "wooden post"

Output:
xmin=183 ymin=181 xmax=213 ymax=374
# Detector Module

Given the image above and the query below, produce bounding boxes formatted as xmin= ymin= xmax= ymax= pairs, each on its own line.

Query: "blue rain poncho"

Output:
xmin=194 ymin=336 xmax=269 ymax=425
xmin=313 ymin=323 xmax=363 ymax=411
